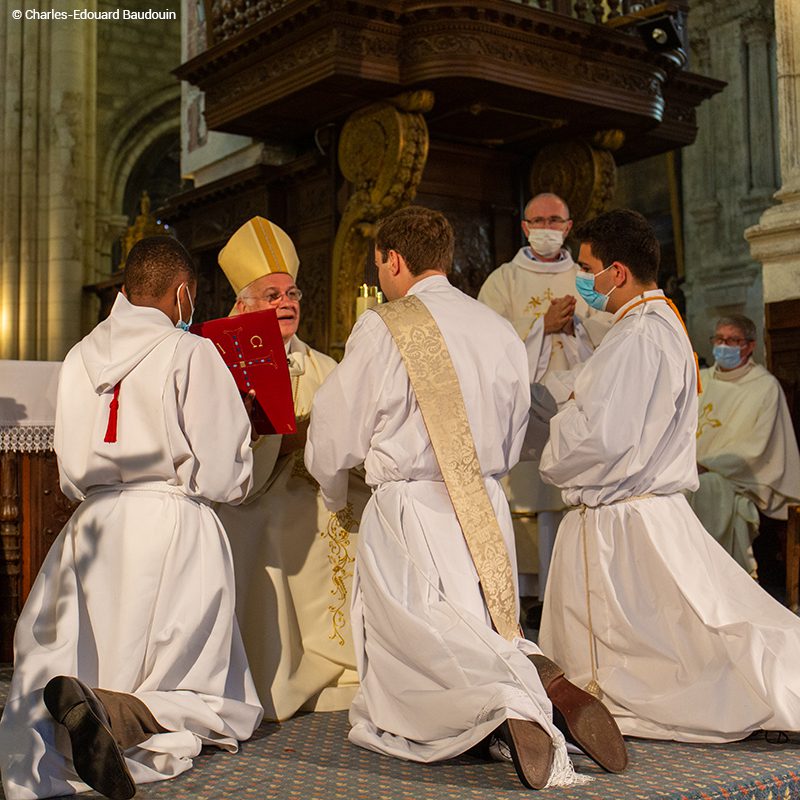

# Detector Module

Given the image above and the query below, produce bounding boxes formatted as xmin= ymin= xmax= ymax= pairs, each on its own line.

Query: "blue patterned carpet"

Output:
xmin=1 ymin=667 xmax=799 ymax=799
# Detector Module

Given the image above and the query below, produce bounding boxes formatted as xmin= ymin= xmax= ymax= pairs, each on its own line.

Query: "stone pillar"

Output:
xmin=681 ymin=0 xmax=777 ymax=363
xmin=745 ymin=0 xmax=800 ymax=303
xmin=0 ymin=1 xmax=97 ymax=361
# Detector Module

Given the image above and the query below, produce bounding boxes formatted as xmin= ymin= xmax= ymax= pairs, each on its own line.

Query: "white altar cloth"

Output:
xmin=0 ymin=360 xmax=61 ymax=452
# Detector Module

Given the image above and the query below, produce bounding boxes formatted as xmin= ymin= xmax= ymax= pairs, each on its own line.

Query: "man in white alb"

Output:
xmin=479 ymin=193 xmax=610 ymax=601
xmin=0 ymin=237 xmax=262 ymax=800
xmin=688 ymin=314 xmax=800 ymax=575
xmin=539 ymin=209 xmax=800 ymax=742
xmin=306 ymin=206 xmax=626 ymax=790
xmin=215 ymin=217 xmax=369 ymax=721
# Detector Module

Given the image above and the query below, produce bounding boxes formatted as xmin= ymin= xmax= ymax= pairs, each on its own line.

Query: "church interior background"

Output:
xmin=1 ymin=0 xmax=799 ymax=655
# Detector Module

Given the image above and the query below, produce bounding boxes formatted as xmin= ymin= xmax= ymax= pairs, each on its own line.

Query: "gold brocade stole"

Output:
xmin=373 ymin=295 xmax=521 ymax=642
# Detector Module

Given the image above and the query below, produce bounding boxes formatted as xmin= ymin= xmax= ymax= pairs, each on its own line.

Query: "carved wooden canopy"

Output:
xmin=176 ymin=0 xmax=723 ymax=163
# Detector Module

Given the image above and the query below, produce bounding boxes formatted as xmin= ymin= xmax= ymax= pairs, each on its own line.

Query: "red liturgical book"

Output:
xmin=191 ymin=308 xmax=296 ymax=436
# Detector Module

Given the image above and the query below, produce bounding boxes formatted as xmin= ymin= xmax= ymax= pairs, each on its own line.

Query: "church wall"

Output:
xmin=0 ymin=0 xmax=181 ymax=360
xmin=680 ymin=0 xmax=778 ymax=365
xmin=92 ymin=0 xmax=181 ymax=327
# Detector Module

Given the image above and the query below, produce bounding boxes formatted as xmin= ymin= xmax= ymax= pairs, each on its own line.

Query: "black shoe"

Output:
xmin=43 ymin=676 xmax=136 ymax=799
xmin=529 ymin=654 xmax=628 ymax=773
xmin=497 ymin=718 xmax=554 ymax=790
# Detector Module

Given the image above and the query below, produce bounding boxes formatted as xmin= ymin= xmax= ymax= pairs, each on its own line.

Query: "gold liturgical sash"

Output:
xmin=374 ymin=295 xmax=520 ymax=641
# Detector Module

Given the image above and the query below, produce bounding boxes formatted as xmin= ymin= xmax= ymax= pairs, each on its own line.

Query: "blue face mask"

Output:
xmin=713 ymin=344 xmax=743 ymax=370
xmin=575 ymin=265 xmax=615 ymax=311
xmin=176 ymin=283 xmax=194 ymax=332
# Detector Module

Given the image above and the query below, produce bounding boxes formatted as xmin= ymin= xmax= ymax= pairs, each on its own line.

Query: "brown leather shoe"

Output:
xmin=529 ymin=654 xmax=628 ymax=773
xmin=43 ymin=676 xmax=136 ymax=799
xmin=498 ymin=718 xmax=554 ymax=789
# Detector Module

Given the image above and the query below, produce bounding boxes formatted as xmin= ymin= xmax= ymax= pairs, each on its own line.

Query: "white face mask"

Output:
xmin=527 ymin=228 xmax=564 ymax=259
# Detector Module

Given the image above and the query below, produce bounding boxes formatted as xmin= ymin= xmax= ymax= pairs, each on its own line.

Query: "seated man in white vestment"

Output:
xmin=688 ymin=314 xmax=800 ymax=576
xmin=478 ymin=193 xmax=611 ymax=602
xmin=215 ymin=217 xmax=369 ymax=721
xmin=0 ymin=237 xmax=263 ymax=800
xmin=306 ymin=206 xmax=626 ymax=790
xmin=538 ymin=209 xmax=800 ymax=743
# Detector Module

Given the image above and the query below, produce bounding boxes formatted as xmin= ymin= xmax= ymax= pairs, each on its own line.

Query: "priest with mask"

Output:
xmin=538 ymin=209 xmax=800 ymax=743
xmin=478 ymin=193 xmax=611 ymax=604
xmin=688 ymin=314 xmax=800 ymax=575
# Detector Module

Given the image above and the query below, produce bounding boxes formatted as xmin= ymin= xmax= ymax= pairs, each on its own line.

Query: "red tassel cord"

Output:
xmin=103 ymin=382 xmax=121 ymax=443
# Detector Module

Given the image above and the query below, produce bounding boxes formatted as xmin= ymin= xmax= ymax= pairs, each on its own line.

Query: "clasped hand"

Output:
xmin=543 ymin=295 xmax=577 ymax=335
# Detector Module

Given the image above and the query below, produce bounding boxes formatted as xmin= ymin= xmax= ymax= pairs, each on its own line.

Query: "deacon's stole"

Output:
xmin=373 ymin=295 xmax=521 ymax=642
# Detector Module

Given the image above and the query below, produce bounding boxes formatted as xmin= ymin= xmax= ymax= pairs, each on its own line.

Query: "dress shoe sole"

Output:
xmin=500 ymin=718 xmax=554 ymax=790
xmin=530 ymin=655 xmax=628 ymax=773
xmin=44 ymin=676 xmax=136 ymax=800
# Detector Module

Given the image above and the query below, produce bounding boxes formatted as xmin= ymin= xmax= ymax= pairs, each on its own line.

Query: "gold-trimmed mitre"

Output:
xmin=218 ymin=217 xmax=299 ymax=294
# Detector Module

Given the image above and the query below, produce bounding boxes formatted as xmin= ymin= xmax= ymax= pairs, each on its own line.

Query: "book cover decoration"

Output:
xmin=191 ymin=308 xmax=296 ymax=435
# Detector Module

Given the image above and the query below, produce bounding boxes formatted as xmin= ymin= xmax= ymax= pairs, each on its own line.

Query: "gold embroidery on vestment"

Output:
xmin=374 ymin=297 xmax=520 ymax=641
xmin=321 ymin=504 xmax=357 ymax=646
xmin=697 ymin=402 xmax=722 ymax=439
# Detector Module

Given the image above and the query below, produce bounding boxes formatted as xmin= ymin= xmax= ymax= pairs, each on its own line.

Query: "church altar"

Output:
xmin=0 ymin=360 xmax=77 ymax=661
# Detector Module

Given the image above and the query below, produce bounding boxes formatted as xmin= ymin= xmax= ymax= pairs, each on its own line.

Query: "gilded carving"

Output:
xmin=330 ymin=91 xmax=434 ymax=354
xmin=530 ymin=132 xmax=625 ymax=224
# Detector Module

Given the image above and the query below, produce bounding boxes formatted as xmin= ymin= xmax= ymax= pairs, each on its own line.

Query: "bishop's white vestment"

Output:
xmin=0 ymin=295 xmax=263 ymax=799
xmin=305 ymin=275 xmax=579 ymax=786
xmin=688 ymin=361 xmax=800 ymax=574
xmin=217 ymin=335 xmax=370 ymax=721
xmin=539 ymin=290 xmax=800 ymax=743
xmin=478 ymin=247 xmax=611 ymax=595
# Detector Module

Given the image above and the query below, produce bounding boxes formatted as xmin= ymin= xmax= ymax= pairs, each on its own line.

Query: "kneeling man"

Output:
xmin=306 ymin=206 xmax=626 ymax=790
xmin=0 ymin=237 xmax=262 ymax=799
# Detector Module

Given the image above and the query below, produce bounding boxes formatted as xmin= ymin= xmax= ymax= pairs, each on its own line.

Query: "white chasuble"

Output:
xmin=478 ymin=247 xmax=612 ymax=588
xmin=688 ymin=362 xmax=800 ymax=573
xmin=217 ymin=335 xmax=369 ymax=722
xmin=0 ymin=294 xmax=262 ymax=800
xmin=306 ymin=276 xmax=582 ymax=787
xmin=539 ymin=290 xmax=800 ymax=743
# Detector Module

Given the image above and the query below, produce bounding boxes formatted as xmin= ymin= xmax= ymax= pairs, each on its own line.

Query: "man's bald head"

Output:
xmin=524 ymin=193 xmax=570 ymax=221
xmin=124 ymin=236 xmax=196 ymax=301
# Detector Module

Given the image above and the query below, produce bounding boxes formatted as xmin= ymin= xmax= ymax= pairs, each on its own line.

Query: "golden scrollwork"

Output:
xmin=321 ymin=503 xmax=358 ymax=646
xmin=529 ymin=130 xmax=625 ymax=225
xmin=697 ymin=402 xmax=722 ymax=439
xmin=330 ymin=91 xmax=434 ymax=357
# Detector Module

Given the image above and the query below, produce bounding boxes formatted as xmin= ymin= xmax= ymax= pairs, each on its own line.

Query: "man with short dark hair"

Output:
xmin=478 ymin=193 xmax=611 ymax=603
xmin=689 ymin=314 xmax=800 ymax=574
xmin=306 ymin=205 xmax=626 ymax=789
xmin=0 ymin=236 xmax=263 ymax=799
xmin=538 ymin=209 xmax=800 ymax=743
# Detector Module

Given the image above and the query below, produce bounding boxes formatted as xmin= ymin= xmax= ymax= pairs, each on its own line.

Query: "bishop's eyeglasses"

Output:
xmin=242 ymin=288 xmax=303 ymax=304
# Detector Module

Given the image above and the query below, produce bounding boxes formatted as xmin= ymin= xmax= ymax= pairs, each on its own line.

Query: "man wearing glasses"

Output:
xmin=688 ymin=314 xmax=800 ymax=575
xmin=215 ymin=217 xmax=369 ymax=722
xmin=478 ymin=193 xmax=611 ymax=611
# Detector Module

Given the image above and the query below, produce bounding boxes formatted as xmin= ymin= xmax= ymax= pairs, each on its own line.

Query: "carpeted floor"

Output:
xmin=1 ymin=666 xmax=799 ymax=799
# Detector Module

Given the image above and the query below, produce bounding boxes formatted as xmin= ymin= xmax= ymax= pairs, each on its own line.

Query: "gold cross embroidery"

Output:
xmin=525 ymin=288 xmax=555 ymax=320
xmin=696 ymin=402 xmax=722 ymax=439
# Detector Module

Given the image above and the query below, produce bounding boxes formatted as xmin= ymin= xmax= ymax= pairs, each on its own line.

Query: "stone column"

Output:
xmin=745 ymin=0 xmax=800 ymax=302
xmin=0 ymin=1 xmax=97 ymax=361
